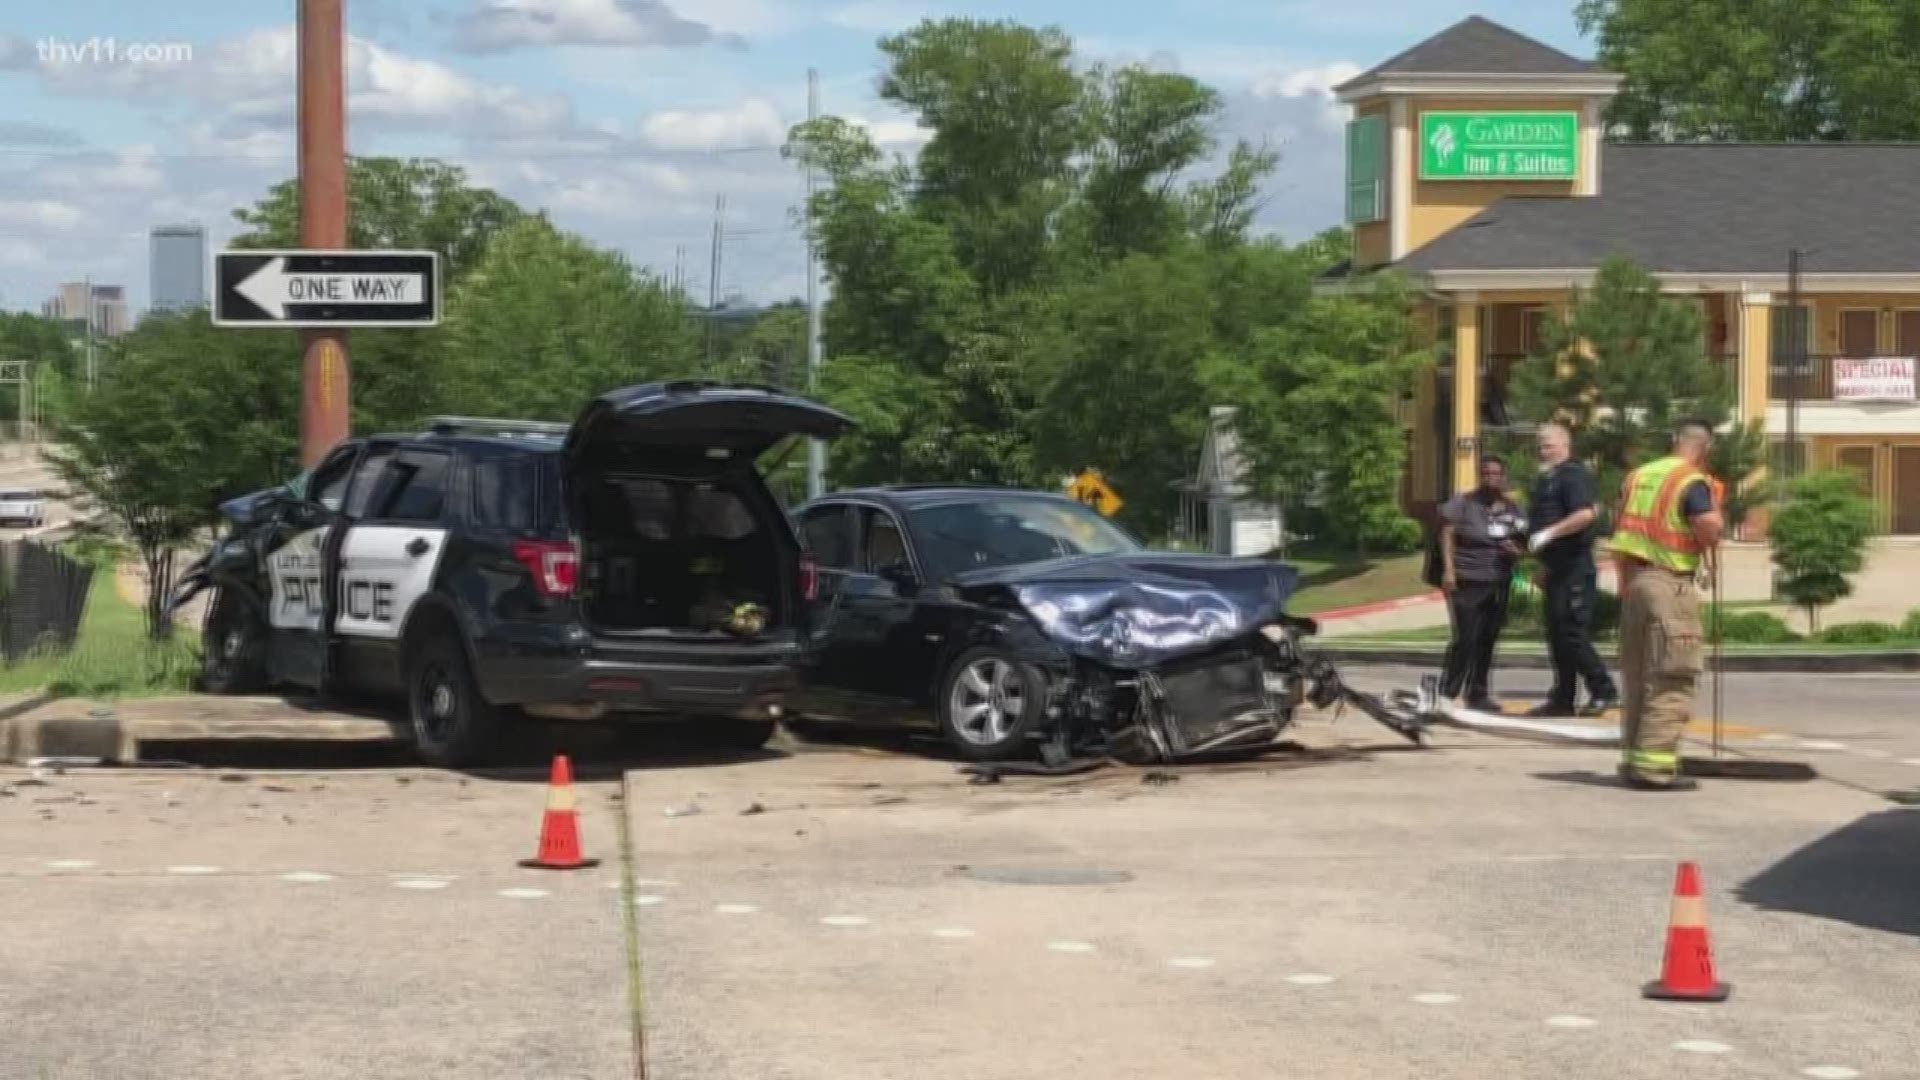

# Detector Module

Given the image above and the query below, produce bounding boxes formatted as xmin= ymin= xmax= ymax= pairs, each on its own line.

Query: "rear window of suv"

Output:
xmin=469 ymin=452 xmax=562 ymax=535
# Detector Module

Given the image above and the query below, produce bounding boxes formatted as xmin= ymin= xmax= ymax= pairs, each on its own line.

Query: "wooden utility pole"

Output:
xmin=297 ymin=0 xmax=350 ymax=468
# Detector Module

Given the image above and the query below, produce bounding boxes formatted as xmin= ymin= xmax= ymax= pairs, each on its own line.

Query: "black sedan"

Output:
xmin=791 ymin=486 xmax=1331 ymax=762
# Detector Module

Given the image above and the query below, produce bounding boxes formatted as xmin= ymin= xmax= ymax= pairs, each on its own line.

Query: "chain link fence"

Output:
xmin=0 ymin=539 xmax=95 ymax=665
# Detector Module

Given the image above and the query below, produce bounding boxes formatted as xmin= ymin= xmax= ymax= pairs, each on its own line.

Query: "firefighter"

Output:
xmin=1608 ymin=420 xmax=1726 ymax=792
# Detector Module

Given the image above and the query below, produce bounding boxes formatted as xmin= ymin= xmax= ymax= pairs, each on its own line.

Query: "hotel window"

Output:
xmin=1897 ymin=310 xmax=1920 ymax=356
xmin=1345 ymin=115 xmax=1385 ymax=225
xmin=1838 ymin=309 xmax=1880 ymax=358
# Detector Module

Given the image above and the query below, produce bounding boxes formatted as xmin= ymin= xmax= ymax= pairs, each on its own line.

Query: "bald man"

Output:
xmin=1526 ymin=423 xmax=1619 ymax=718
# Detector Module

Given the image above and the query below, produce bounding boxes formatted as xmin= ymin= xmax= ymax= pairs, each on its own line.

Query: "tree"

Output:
xmin=788 ymin=19 xmax=1282 ymax=503
xmin=230 ymin=157 xmax=531 ymax=432
xmin=1508 ymin=256 xmax=1765 ymax=526
xmin=437 ymin=218 xmax=698 ymax=420
xmin=47 ymin=310 xmax=301 ymax=639
xmin=1577 ymin=0 xmax=1920 ymax=140
xmin=1206 ymin=278 xmax=1428 ymax=554
xmin=0 ymin=312 xmax=76 ymax=431
xmin=1769 ymin=469 xmax=1877 ymax=632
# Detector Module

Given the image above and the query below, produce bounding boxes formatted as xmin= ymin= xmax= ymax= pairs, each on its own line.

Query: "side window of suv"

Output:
xmin=306 ymin=446 xmax=360 ymax=512
xmin=368 ymin=449 xmax=452 ymax=524
xmin=342 ymin=444 xmax=397 ymax=520
xmin=800 ymin=505 xmax=855 ymax=570
xmin=470 ymin=455 xmax=538 ymax=534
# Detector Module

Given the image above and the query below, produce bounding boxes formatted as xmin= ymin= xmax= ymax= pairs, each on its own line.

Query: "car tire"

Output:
xmin=406 ymin=634 xmax=503 ymax=769
xmin=937 ymin=647 xmax=1049 ymax=762
xmin=200 ymin=588 xmax=269 ymax=695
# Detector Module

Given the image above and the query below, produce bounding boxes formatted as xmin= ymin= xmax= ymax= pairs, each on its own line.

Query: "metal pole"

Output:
xmin=83 ymin=273 xmax=94 ymax=391
xmin=804 ymin=68 xmax=827 ymax=500
xmin=1785 ymin=248 xmax=1802 ymax=481
xmin=297 ymin=0 xmax=351 ymax=469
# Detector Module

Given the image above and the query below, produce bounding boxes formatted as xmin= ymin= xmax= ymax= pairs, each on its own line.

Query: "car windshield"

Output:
xmin=910 ymin=497 xmax=1140 ymax=580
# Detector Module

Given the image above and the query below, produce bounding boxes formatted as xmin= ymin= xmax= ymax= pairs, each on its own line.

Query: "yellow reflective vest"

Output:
xmin=1608 ymin=456 xmax=1722 ymax=573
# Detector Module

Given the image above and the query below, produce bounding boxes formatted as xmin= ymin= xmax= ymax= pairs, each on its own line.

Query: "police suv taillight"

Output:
xmin=798 ymin=552 xmax=819 ymax=602
xmin=512 ymin=539 xmax=578 ymax=598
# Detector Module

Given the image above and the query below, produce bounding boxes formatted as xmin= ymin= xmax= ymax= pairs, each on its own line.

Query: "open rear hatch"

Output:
xmin=564 ymin=381 xmax=852 ymax=643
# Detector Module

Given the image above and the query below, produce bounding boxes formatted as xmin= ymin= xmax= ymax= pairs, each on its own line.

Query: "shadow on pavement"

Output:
xmin=1739 ymin=809 xmax=1920 ymax=937
xmin=1532 ymin=769 xmax=1628 ymax=790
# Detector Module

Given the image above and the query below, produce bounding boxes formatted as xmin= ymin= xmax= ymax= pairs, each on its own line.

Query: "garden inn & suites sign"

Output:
xmin=1420 ymin=111 xmax=1578 ymax=181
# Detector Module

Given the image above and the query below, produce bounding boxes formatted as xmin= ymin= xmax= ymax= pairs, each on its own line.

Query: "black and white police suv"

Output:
xmin=168 ymin=381 xmax=851 ymax=766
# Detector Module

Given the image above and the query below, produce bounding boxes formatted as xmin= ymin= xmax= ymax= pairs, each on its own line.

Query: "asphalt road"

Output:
xmin=0 ymin=448 xmax=80 ymax=539
xmin=4 ymin=681 xmax=1918 ymax=1080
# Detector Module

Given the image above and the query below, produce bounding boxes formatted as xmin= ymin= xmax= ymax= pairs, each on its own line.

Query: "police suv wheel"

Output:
xmin=938 ymin=648 xmax=1048 ymax=762
xmin=406 ymin=636 xmax=502 ymax=769
xmin=200 ymin=589 xmax=268 ymax=695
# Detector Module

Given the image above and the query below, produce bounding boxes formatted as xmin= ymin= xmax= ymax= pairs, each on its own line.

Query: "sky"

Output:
xmin=0 ymin=0 xmax=1589 ymax=313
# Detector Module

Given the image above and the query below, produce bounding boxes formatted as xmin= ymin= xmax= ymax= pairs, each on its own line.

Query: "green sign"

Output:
xmin=1420 ymin=111 xmax=1578 ymax=181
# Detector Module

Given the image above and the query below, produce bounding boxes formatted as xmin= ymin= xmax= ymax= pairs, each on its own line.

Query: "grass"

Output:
xmin=1281 ymin=548 xmax=1430 ymax=616
xmin=1331 ymin=628 xmax=1920 ymax=653
xmin=0 ymin=569 xmax=198 ymax=699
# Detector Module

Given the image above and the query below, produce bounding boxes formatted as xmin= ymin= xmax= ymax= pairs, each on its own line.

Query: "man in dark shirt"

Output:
xmin=1525 ymin=423 xmax=1620 ymax=718
xmin=1438 ymin=457 xmax=1526 ymax=711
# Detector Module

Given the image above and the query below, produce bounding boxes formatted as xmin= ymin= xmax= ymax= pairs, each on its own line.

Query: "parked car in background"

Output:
xmin=791 ymin=486 xmax=1343 ymax=763
xmin=168 ymin=381 xmax=850 ymax=767
xmin=0 ymin=488 xmax=47 ymax=528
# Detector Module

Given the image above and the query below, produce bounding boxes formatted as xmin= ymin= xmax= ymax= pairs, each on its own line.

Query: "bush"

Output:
xmin=1812 ymin=621 xmax=1908 ymax=646
xmin=1904 ymin=608 xmax=1920 ymax=640
xmin=1704 ymin=606 xmax=1801 ymax=645
xmin=1770 ymin=470 xmax=1878 ymax=633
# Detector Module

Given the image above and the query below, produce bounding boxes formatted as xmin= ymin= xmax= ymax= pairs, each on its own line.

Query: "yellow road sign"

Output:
xmin=1065 ymin=469 xmax=1124 ymax=517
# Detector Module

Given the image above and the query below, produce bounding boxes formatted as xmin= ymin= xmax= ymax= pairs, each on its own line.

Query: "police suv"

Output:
xmin=170 ymin=381 xmax=850 ymax=766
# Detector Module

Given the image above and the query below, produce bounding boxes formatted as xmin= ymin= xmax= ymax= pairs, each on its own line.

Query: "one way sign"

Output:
xmin=214 ymin=249 xmax=440 ymax=328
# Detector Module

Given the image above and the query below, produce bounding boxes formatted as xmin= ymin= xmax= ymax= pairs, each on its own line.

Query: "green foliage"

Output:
xmin=1905 ymin=608 xmax=1920 ymax=640
xmin=1704 ymin=606 xmax=1801 ymax=644
xmin=47 ymin=311 xmax=300 ymax=638
xmin=1207 ymin=277 xmax=1427 ymax=553
xmin=1508 ymin=256 xmax=1763 ymax=523
xmin=1578 ymin=0 xmax=1920 ymax=141
xmin=1769 ymin=469 xmax=1878 ymax=632
xmin=1812 ymin=621 xmax=1907 ymax=646
xmin=0 ymin=574 xmax=196 ymax=699
xmin=437 ymin=218 xmax=699 ymax=421
xmin=231 ymin=156 xmax=527 ymax=284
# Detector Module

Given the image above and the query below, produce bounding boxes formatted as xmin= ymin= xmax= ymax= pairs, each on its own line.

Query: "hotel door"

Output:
xmin=1837 ymin=445 xmax=1883 ymax=532
xmin=1895 ymin=446 xmax=1920 ymax=536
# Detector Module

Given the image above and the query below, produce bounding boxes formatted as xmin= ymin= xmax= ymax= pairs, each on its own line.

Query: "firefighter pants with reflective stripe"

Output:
xmin=1619 ymin=563 xmax=1703 ymax=784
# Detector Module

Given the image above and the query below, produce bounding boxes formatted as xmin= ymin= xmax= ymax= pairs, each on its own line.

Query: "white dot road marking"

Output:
xmin=1758 ymin=733 xmax=1792 ymax=742
xmin=1168 ymin=957 xmax=1216 ymax=970
xmin=45 ymin=860 xmax=95 ymax=871
xmin=632 ymin=894 xmax=666 ymax=906
xmin=498 ymin=888 xmax=550 ymax=900
xmin=281 ymin=871 xmax=334 ymax=883
xmin=1855 ymin=748 xmax=1893 ymax=759
xmin=1672 ymin=1040 xmax=1733 ymax=1055
xmin=1903 ymin=759 xmax=1920 ymax=767
xmin=715 ymin=903 xmax=758 ymax=914
xmin=632 ymin=878 xmax=679 ymax=887
xmin=394 ymin=879 xmax=452 ymax=891
xmin=1802 ymin=1067 xmax=1861 ymax=1079
xmin=166 ymin=865 xmax=221 ymax=875
xmin=932 ymin=928 xmax=976 ymax=940
xmin=1285 ymin=973 xmax=1336 ymax=986
xmin=1047 ymin=940 xmax=1096 ymax=954
xmin=1546 ymin=1016 xmax=1598 ymax=1029
xmin=1411 ymin=993 xmax=1459 ymax=1005
xmin=820 ymin=915 xmax=869 ymax=928
xmin=1799 ymin=741 xmax=1848 ymax=752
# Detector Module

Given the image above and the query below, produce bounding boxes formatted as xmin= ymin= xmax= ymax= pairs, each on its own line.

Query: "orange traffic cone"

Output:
xmin=519 ymin=755 xmax=600 ymax=871
xmin=1643 ymin=861 xmax=1730 ymax=1002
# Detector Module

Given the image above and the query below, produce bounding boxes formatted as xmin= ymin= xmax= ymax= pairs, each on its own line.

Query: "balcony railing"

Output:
xmin=1770 ymin=354 xmax=1838 ymax=401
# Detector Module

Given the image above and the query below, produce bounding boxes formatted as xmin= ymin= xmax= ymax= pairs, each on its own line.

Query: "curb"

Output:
xmin=1314 ymin=645 xmax=1920 ymax=674
xmin=1311 ymin=590 xmax=1443 ymax=622
xmin=0 ymin=690 xmax=55 ymax=724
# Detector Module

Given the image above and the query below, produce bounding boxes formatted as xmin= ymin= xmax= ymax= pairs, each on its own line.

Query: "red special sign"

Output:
xmin=1833 ymin=357 xmax=1918 ymax=402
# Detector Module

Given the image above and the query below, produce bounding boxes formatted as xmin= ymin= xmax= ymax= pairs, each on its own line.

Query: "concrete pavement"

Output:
xmin=4 ymin=684 xmax=1918 ymax=1079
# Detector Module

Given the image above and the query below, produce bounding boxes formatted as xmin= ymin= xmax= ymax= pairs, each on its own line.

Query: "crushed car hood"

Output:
xmin=951 ymin=553 xmax=1303 ymax=669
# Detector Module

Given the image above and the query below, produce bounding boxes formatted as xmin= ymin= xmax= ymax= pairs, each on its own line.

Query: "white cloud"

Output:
xmin=828 ymin=1 xmax=930 ymax=33
xmin=639 ymin=97 xmax=786 ymax=150
xmin=0 ymin=33 xmax=33 ymax=70
xmin=0 ymin=239 xmax=46 ymax=268
xmin=1251 ymin=61 xmax=1363 ymax=101
xmin=40 ymin=147 xmax=166 ymax=193
xmin=354 ymin=39 xmax=575 ymax=136
xmin=0 ymin=199 xmax=85 ymax=231
xmin=693 ymin=0 xmax=799 ymax=37
xmin=448 ymin=0 xmax=734 ymax=53
xmin=849 ymin=114 xmax=931 ymax=149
